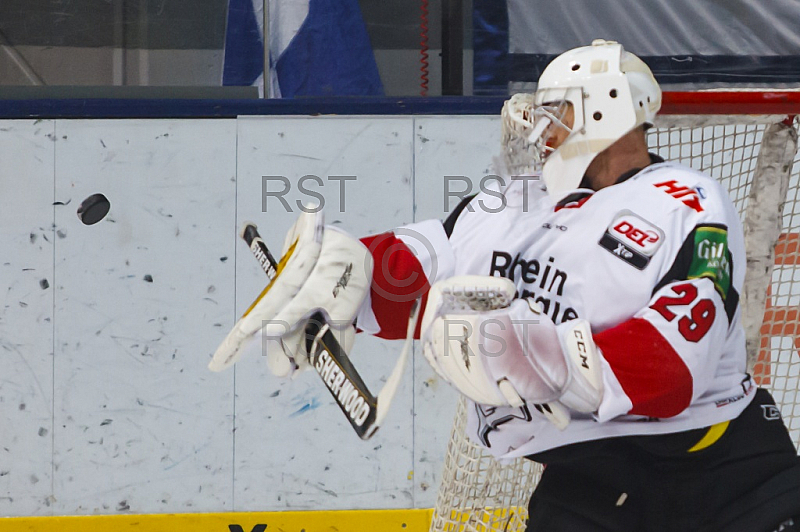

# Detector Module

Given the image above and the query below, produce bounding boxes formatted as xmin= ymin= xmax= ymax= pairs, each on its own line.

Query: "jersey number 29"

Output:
xmin=651 ymin=282 xmax=716 ymax=343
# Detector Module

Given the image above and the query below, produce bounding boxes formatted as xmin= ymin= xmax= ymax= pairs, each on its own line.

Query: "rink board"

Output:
xmin=0 ymin=509 xmax=432 ymax=531
xmin=0 ymin=115 xmax=499 ymax=517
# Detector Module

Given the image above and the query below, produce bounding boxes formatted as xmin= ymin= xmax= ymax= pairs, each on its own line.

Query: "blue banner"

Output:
xmin=222 ymin=0 xmax=265 ymax=88
xmin=223 ymin=0 xmax=384 ymax=98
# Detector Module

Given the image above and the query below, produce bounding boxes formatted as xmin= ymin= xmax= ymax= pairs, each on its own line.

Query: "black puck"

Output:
xmin=77 ymin=193 xmax=111 ymax=225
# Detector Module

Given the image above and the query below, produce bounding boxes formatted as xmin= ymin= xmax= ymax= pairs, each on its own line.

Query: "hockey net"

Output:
xmin=429 ymin=91 xmax=800 ymax=532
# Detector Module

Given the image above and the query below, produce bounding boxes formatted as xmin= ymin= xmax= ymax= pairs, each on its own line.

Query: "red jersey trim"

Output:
xmin=594 ymin=318 xmax=693 ymax=418
xmin=361 ymin=233 xmax=430 ymax=340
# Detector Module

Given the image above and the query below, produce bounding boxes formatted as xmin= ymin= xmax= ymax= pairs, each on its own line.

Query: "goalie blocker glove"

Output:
xmin=421 ymin=275 xmax=604 ymax=426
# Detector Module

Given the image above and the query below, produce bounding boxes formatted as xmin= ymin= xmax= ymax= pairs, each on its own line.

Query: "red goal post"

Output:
xmin=429 ymin=90 xmax=800 ymax=532
xmin=660 ymin=90 xmax=800 ymax=116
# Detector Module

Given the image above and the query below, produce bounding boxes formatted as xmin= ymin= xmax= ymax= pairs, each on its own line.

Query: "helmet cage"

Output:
xmin=500 ymin=93 xmax=538 ymax=176
xmin=528 ymin=100 xmax=576 ymax=165
xmin=500 ymin=92 xmax=580 ymax=176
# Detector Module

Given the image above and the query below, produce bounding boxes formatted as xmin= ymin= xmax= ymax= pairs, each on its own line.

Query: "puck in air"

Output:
xmin=77 ymin=193 xmax=111 ymax=225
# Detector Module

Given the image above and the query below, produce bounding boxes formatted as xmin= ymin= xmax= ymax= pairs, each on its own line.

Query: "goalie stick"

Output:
xmin=240 ymin=222 xmax=418 ymax=440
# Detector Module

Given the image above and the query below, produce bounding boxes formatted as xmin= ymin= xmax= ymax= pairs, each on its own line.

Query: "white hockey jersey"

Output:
xmin=359 ymin=159 xmax=755 ymax=458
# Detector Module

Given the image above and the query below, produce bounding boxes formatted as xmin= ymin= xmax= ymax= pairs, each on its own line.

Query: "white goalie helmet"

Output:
xmin=504 ymin=39 xmax=662 ymax=200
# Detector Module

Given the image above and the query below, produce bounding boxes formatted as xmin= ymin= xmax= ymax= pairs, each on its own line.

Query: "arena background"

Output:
xmin=0 ymin=1 xmax=798 ymax=530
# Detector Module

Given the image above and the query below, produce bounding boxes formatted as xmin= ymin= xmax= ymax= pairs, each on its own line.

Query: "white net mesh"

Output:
xmin=430 ymin=98 xmax=800 ymax=532
xmin=428 ymin=397 xmax=543 ymax=532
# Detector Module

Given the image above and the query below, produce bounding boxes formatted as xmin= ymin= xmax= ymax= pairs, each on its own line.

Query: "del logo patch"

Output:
xmin=599 ymin=210 xmax=665 ymax=269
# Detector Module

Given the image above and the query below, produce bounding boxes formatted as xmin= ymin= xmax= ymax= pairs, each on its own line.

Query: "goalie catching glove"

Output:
xmin=209 ymin=210 xmax=372 ymax=374
xmin=420 ymin=275 xmax=604 ymax=429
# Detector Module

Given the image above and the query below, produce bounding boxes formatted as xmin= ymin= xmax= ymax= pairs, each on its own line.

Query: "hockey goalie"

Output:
xmin=212 ymin=40 xmax=800 ymax=531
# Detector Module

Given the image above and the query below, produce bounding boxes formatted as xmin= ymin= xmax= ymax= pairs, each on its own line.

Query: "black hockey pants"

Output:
xmin=525 ymin=388 xmax=800 ymax=532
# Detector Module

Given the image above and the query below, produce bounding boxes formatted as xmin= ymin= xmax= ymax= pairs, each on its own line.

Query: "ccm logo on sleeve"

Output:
xmin=599 ymin=210 xmax=665 ymax=270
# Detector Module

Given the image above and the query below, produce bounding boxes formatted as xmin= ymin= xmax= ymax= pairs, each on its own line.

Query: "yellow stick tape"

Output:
xmin=0 ymin=509 xmax=433 ymax=532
